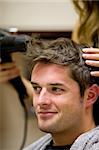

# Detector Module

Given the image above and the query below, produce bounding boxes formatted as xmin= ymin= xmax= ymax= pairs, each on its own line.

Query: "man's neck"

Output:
xmin=51 ymin=123 xmax=96 ymax=146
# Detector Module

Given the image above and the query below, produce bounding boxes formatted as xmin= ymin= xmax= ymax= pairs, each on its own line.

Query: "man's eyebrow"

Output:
xmin=50 ymin=83 xmax=64 ymax=86
xmin=31 ymin=82 xmax=64 ymax=86
xmin=31 ymin=82 xmax=38 ymax=85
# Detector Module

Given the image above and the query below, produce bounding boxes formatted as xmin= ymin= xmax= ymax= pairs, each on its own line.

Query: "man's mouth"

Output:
xmin=37 ymin=111 xmax=57 ymax=119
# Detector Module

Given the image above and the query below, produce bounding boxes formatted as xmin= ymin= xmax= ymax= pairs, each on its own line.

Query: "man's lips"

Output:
xmin=37 ymin=111 xmax=57 ymax=119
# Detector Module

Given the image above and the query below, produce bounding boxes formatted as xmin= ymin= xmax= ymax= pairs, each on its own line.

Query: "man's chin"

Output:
xmin=40 ymin=128 xmax=50 ymax=133
xmin=38 ymin=124 xmax=53 ymax=133
xmin=37 ymin=117 xmax=58 ymax=132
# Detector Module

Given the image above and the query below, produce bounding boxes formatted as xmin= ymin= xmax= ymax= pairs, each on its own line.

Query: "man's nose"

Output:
xmin=38 ymin=88 xmax=51 ymax=105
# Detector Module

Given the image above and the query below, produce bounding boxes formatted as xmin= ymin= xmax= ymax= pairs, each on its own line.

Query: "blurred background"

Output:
xmin=0 ymin=0 xmax=78 ymax=36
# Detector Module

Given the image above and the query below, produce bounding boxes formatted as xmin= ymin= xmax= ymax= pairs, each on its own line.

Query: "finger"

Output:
xmin=85 ymin=60 xmax=99 ymax=67
xmin=82 ymin=54 xmax=99 ymax=60
xmin=90 ymin=71 xmax=99 ymax=77
xmin=0 ymin=62 xmax=17 ymax=71
xmin=82 ymin=48 xmax=99 ymax=53
xmin=0 ymin=67 xmax=20 ymax=82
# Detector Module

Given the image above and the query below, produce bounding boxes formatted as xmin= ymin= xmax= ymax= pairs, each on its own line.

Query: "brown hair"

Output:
xmin=72 ymin=0 xmax=99 ymax=47
xmin=26 ymin=37 xmax=97 ymax=95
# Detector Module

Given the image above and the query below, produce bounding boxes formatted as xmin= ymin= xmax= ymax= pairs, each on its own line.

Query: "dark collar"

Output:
xmin=45 ymin=140 xmax=71 ymax=150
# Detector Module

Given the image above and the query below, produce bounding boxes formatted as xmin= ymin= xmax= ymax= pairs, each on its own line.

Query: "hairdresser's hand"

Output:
xmin=0 ymin=62 xmax=20 ymax=83
xmin=82 ymin=48 xmax=99 ymax=77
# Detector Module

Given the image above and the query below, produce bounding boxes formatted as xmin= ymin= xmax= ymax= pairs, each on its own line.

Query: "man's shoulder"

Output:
xmin=23 ymin=134 xmax=52 ymax=150
xmin=71 ymin=126 xmax=99 ymax=150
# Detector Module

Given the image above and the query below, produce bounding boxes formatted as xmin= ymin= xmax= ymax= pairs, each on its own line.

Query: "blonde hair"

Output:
xmin=72 ymin=0 xmax=99 ymax=47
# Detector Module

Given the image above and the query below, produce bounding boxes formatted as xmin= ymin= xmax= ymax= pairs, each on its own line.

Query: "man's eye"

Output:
xmin=51 ymin=87 xmax=64 ymax=94
xmin=32 ymin=86 xmax=41 ymax=94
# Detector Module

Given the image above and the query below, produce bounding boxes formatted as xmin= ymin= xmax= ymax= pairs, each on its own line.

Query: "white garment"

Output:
xmin=23 ymin=126 xmax=99 ymax=150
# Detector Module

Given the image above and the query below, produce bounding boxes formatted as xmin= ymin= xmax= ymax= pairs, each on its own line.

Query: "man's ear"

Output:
xmin=85 ymin=84 xmax=99 ymax=108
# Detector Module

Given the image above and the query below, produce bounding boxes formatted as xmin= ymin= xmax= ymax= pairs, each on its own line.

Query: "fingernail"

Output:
xmin=82 ymin=53 xmax=86 ymax=57
xmin=82 ymin=48 xmax=87 ymax=52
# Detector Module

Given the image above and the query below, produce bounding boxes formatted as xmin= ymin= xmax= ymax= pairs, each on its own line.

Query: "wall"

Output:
xmin=0 ymin=0 xmax=78 ymax=31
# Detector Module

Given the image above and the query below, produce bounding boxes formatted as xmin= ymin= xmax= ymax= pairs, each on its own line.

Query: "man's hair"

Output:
xmin=26 ymin=37 xmax=99 ymax=125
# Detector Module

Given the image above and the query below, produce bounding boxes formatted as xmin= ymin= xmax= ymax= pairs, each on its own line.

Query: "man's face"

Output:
xmin=31 ymin=62 xmax=86 ymax=135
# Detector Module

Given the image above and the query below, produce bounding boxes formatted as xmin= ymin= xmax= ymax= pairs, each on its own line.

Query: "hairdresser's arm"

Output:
xmin=82 ymin=48 xmax=99 ymax=77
